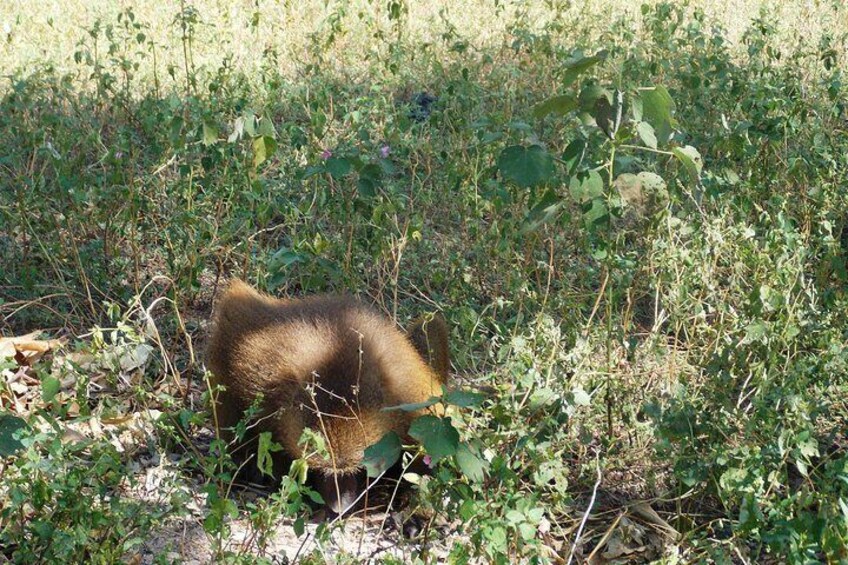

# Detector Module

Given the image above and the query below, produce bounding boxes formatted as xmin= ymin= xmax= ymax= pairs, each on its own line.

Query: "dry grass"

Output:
xmin=2 ymin=0 xmax=845 ymax=91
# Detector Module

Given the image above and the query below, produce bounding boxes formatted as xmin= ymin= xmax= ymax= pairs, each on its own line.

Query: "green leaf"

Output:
xmin=382 ymin=396 xmax=441 ymax=412
xmin=578 ymin=84 xmax=611 ymax=110
xmin=743 ymin=320 xmax=769 ymax=344
xmin=290 ymin=458 xmax=309 ymax=484
xmin=455 ymin=443 xmax=488 ymax=482
xmin=572 ymin=387 xmax=591 ymax=406
xmin=583 ymin=198 xmax=608 ymax=226
xmin=253 ymin=136 xmax=277 ymax=168
xmin=257 ymin=115 xmax=277 ymax=138
xmin=518 ymin=523 xmax=537 ymax=541
xmin=293 ymin=517 xmax=305 ymax=537
xmin=202 ymin=120 xmax=219 ymax=146
xmin=672 ymin=145 xmax=703 ymax=183
xmin=640 ymin=85 xmax=675 ymax=142
xmin=357 ymin=178 xmax=377 ymax=198
xmin=268 ymin=247 xmax=304 ymax=271
xmin=243 ymin=111 xmax=257 ymax=137
xmin=562 ymin=50 xmax=607 ymax=86
xmin=636 ymin=121 xmax=658 ymax=149
xmin=257 ymin=431 xmax=283 ymax=477
xmin=569 ymin=171 xmax=603 ymax=203
xmin=522 ymin=189 xmax=564 ymax=234
xmin=561 ymin=139 xmax=586 ymax=175
xmin=532 ymin=94 xmax=578 ymax=119
xmin=0 ymin=413 xmax=27 ymax=457
xmin=444 ymin=389 xmax=486 ymax=408
xmin=360 ymin=162 xmax=383 ymax=181
xmin=42 ymin=376 xmax=60 ymax=403
xmin=497 ymin=145 xmax=556 ymax=188
xmin=363 ymin=431 xmax=402 ymax=477
xmin=409 ymin=415 xmax=459 ymax=464
xmin=484 ymin=526 xmax=508 ymax=552
xmin=325 ymin=157 xmax=351 ymax=179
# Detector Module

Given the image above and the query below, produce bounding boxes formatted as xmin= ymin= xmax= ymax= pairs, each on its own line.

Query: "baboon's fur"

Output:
xmin=207 ymin=279 xmax=449 ymax=513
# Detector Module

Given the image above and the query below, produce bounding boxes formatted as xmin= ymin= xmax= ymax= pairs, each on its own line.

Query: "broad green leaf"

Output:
xmin=444 ymin=389 xmax=487 ymax=408
xmin=382 ymin=396 xmax=441 ymax=412
xmin=202 ymin=120 xmax=219 ymax=146
xmin=357 ymin=178 xmax=377 ymax=198
xmin=325 ymin=157 xmax=351 ymax=179
xmin=569 ymin=171 xmax=603 ymax=203
xmin=505 ymin=121 xmax=534 ymax=132
xmin=672 ymin=145 xmax=703 ymax=183
xmin=42 ymin=376 xmax=60 ymax=403
xmin=0 ymin=413 xmax=27 ymax=457
xmin=455 ymin=443 xmax=488 ymax=482
xmin=522 ymin=189 xmax=564 ymax=234
xmin=253 ymin=136 xmax=277 ymax=168
xmin=583 ymin=198 xmax=608 ymax=226
xmin=363 ymin=431 xmax=402 ymax=477
xmin=743 ymin=320 xmax=769 ymax=344
xmin=562 ymin=50 xmax=607 ymax=86
xmin=519 ymin=523 xmax=537 ymax=541
xmin=631 ymin=96 xmax=644 ymax=122
xmin=641 ymin=86 xmax=675 ymax=142
xmin=203 ymin=497 xmax=238 ymax=534
xmin=497 ymin=145 xmax=556 ymax=188
xmin=572 ymin=387 xmax=591 ymax=406
xmin=532 ymin=94 xmax=578 ymax=119
xmin=578 ymin=85 xmax=611 ymax=111
xmin=409 ymin=415 xmax=459 ymax=464
xmin=257 ymin=115 xmax=277 ymax=138
xmin=290 ymin=458 xmax=309 ymax=484
xmin=636 ymin=121 xmax=658 ymax=149
xmin=361 ymin=162 xmax=383 ymax=181
xmin=484 ymin=526 xmax=508 ymax=553
xmin=293 ymin=517 xmax=305 ymax=537
xmin=561 ymin=139 xmax=586 ymax=174
xmin=257 ymin=431 xmax=283 ymax=477
xmin=268 ymin=247 xmax=303 ymax=271
xmin=243 ymin=111 xmax=257 ymax=137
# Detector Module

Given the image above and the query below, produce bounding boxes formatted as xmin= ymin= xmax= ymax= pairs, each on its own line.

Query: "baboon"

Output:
xmin=206 ymin=280 xmax=449 ymax=515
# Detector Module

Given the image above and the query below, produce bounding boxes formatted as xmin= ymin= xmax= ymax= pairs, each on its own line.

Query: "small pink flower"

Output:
xmin=379 ymin=145 xmax=390 ymax=158
xmin=320 ymin=149 xmax=332 ymax=160
xmin=423 ymin=455 xmax=433 ymax=468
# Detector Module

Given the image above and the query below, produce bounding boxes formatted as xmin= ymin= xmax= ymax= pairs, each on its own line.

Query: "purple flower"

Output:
xmin=423 ymin=455 xmax=433 ymax=468
xmin=115 ymin=151 xmax=124 ymax=159
xmin=320 ymin=149 xmax=332 ymax=160
xmin=379 ymin=145 xmax=390 ymax=159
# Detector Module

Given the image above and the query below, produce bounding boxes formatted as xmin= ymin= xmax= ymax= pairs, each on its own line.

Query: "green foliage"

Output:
xmin=362 ymin=431 xmax=403 ymax=478
xmin=0 ymin=418 xmax=160 ymax=563
xmin=0 ymin=413 xmax=27 ymax=457
xmin=2 ymin=0 xmax=848 ymax=561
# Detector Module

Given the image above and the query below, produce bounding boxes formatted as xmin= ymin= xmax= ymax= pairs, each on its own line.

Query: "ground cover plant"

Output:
xmin=1 ymin=0 xmax=847 ymax=562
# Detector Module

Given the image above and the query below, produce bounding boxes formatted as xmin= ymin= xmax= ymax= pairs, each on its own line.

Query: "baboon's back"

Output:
xmin=207 ymin=280 xmax=444 ymax=473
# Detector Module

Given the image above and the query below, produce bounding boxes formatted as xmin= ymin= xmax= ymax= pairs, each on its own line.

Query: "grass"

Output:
xmin=1 ymin=0 xmax=848 ymax=563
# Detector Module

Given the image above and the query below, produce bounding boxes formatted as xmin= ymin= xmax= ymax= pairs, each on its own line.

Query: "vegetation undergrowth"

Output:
xmin=1 ymin=1 xmax=847 ymax=562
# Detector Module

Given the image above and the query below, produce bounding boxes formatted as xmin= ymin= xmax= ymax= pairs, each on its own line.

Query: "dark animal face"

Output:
xmin=313 ymin=469 xmax=366 ymax=516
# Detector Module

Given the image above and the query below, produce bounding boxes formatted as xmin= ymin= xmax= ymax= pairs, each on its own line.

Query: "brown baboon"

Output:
xmin=206 ymin=279 xmax=449 ymax=515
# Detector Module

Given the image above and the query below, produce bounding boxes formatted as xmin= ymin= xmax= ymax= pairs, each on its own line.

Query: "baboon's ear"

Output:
xmin=407 ymin=313 xmax=450 ymax=382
